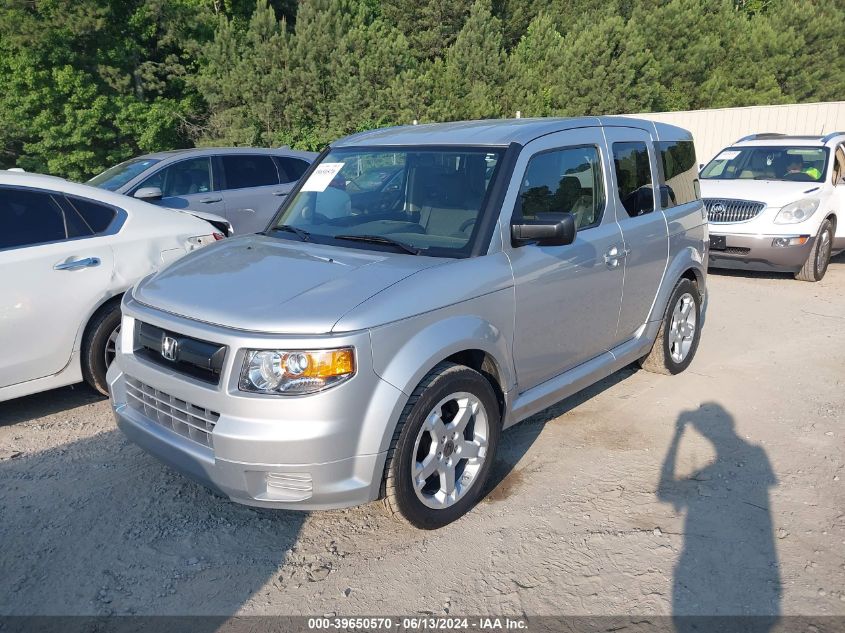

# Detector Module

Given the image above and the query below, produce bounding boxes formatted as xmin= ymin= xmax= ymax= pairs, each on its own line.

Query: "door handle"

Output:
xmin=199 ymin=196 xmax=222 ymax=203
xmin=54 ymin=257 xmax=101 ymax=271
xmin=272 ymin=191 xmax=288 ymax=197
xmin=603 ymin=246 xmax=629 ymax=267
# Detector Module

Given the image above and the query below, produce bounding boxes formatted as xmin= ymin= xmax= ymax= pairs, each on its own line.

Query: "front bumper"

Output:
xmin=107 ymin=299 xmax=407 ymax=510
xmin=708 ymin=232 xmax=815 ymax=272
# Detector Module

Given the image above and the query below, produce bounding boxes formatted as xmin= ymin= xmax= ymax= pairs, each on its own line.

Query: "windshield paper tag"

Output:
xmin=715 ymin=150 xmax=740 ymax=161
xmin=301 ymin=162 xmax=345 ymax=192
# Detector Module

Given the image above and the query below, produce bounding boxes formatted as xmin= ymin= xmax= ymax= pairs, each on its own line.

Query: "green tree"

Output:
xmin=420 ymin=0 xmax=506 ymax=121
xmin=380 ymin=0 xmax=473 ymax=61
xmin=0 ymin=0 xmax=213 ymax=178
xmin=503 ymin=13 xmax=567 ymax=116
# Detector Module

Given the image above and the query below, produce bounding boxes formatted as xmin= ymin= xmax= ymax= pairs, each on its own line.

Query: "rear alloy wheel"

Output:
xmin=796 ymin=219 xmax=833 ymax=282
xmin=384 ymin=362 xmax=500 ymax=529
xmin=640 ymin=278 xmax=702 ymax=375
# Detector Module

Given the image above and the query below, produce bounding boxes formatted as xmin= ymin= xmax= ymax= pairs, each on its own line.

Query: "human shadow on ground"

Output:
xmin=658 ymin=402 xmax=780 ymax=632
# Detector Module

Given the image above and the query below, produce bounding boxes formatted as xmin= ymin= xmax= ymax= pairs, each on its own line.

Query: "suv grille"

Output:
xmin=134 ymin=321 xmax=226 ymax=385
xmin=704 ymin=198 xmax=765 ymax=223
xmin=125 ymin=377 xmax=219 ymax=447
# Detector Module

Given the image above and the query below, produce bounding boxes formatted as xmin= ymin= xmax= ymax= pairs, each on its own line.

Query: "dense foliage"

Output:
xmin=1 ymin=0 xmax=842 ymax=179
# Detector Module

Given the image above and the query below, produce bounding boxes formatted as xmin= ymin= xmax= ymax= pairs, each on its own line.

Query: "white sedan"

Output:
xmin=0 ymin=171 xmax=231 ymax=402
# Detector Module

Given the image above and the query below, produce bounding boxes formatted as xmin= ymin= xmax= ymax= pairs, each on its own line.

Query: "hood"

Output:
xmin=699 ymin=178 xmax=824 ymax=209
xmin=134 ymin=235 xmax=444 ymax=334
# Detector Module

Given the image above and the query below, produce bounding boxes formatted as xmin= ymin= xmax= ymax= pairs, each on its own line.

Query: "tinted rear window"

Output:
xmin=612 ymin=142 xmax=654 ymax=217
xmin=656 ymin=140 xmax=699 ymax=207
xmin=222 ymin=155 xmax=279 ymax=189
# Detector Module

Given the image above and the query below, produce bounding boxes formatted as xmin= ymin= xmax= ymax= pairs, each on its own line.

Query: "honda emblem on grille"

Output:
xmin=161 ymin=335 xmax=178 ymax=362
xmin=711 ymin=202 xmax=725 ymax=216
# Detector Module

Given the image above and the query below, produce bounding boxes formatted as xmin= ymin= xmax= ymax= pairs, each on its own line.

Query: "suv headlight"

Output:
xmin=774 ymin=198 xmax=820 ymax=224
xmin=239 ymin=348 xmax=355 ymax=395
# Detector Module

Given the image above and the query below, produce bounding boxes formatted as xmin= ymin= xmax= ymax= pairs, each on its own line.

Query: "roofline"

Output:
xmin=735 ymin=131 xmax=845 ymax=145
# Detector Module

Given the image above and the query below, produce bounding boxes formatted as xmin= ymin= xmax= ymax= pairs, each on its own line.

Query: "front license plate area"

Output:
xmin=709 ymin=235 xmax=726 ymax=251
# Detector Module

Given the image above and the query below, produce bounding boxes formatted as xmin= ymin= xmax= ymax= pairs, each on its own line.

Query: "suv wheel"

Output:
xmin=82 ymin=301 xmax=122 ymax=396
xmin=640 ymin=278 xmax=702 ymax=375
xmin=383 ymin=362 xmax=500 ymax=529
xmin=795 ymin=219 xmax=833 ymax=282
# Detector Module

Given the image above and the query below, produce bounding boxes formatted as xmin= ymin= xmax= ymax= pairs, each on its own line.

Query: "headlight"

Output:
xmin=239 ymin=348 xmax=355 ymax=395
xmin=774 ymin=198 xmax=820 ymax=224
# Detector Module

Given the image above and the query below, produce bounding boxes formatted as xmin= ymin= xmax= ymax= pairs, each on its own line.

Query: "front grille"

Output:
xmin=704 ymin=198 xmax=765 ymax=223
xmin=134 ymin=322 xmax=226 ymax=385
xmin=725 ymin=246 xmax=751 ymax=255
xmin=125 ymin=377 xmax=219 ymax=447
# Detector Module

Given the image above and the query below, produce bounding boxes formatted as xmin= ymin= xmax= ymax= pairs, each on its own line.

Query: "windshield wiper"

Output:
xmin=335 ymin=234 xmax=421 ymax=255
xmin=267 ymin=224 xmax=311 ymax=241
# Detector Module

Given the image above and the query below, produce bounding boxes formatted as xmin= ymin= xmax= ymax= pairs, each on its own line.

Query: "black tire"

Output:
xmin=81 ymin=301 xmax=122 ymax=396
xmin=639 ymin=278 xmax=702 ymax=376
xmin=383 ymin=362 xmax=501 ymax=529
xmin=795 ymin=218 xmax=833 ymax=282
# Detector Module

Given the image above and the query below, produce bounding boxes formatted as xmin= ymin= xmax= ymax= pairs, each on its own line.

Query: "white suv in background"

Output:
xmin=700 ymin=132 xmax=845 ymax=281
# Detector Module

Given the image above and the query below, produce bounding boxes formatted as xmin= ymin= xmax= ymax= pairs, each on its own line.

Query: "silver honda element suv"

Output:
xmin=108 ymin=118 xmax=708 ymax=528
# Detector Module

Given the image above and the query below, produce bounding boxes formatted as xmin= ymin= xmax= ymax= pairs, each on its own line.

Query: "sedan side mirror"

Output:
xmin=511 ymin=212 xmax=576 ymax=247
xmin=134 ymin=186 xmax=163 ymax=201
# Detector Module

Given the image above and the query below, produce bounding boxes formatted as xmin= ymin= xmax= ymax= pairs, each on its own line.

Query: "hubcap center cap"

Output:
xmin=442 ymin=439 xmax=456 ymax=458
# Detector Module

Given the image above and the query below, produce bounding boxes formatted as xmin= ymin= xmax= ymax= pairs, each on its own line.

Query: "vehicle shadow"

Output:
xmin=0 ymin=384 xmax=104 ymax=427
xmin=0 ymin=429 xmax=306 ymax=617
xmin=708 ymin=249 xmax=845 ymax=280
xmin=484 ymin=364 xmax=638 ymax=498
xmin=658 ymin=402 xmax=781 ymax=632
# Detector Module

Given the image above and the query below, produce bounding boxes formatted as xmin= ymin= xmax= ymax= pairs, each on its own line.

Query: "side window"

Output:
xmin=136 ymin=157 xmax=212 ymax=197
xmin=65 ymin=196 xmax=117 ymax=234
xmin=275 ymin=157 xmax=310 ymax=183
xmin=834 ymin=146 xmax=845 ymax=184
xmin=516 ymin=146 xmax=605 ymax=230
xmin=0 ymin=188 xmax=67 ymax=249
xmin=656 ymin=140 xmax=699 ymax=207
xmin=222 ymin=155 xmax=279 ymax=189
xmin=612 ymin=142 xmax=654 ymax=218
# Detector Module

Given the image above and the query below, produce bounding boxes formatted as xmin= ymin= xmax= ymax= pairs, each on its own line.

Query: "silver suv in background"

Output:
xmin=108 ymin=117 xmax=708 ymax=528
xmin=88 ymin=147 xmax=317 ymax=234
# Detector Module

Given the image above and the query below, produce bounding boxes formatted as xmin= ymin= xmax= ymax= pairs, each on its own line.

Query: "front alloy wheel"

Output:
xmin=411 ymin=392 xmax=490 ymax=509
xmin=384 ymin=362 xmax=500 ymax=529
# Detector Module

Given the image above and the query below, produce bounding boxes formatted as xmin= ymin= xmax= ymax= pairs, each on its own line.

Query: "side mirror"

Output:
xmin=511 ymin=212 xmax=576 ymax=247
xmin=134 ymin=186 xmax=163 ymax=201
xmin=699 ymin=164 xmax=704 ymax=171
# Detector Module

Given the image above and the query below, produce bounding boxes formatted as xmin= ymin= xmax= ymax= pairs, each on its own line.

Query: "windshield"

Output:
xmin=701 ymin=146 xmax=828 ymax=182
xmin=87 ymin=157 xmax=160 ymax=191
xmin=270 ymin=147 xmax=503 ymax=257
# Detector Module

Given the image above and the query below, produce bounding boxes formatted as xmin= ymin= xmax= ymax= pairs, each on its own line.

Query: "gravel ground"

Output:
xmin=1 ymin=255 xmax=844 ymax=618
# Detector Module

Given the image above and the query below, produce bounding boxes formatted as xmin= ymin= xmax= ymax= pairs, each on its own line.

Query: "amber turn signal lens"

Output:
xmin=284 ymin=349 xmax=355 ymax=379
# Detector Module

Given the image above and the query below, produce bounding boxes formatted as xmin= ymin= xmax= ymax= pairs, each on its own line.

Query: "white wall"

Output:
xmin=624 ymin=101 xmax=845 ymax=165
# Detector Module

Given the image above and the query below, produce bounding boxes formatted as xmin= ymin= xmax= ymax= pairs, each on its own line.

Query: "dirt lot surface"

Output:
xmin=2 ymin=255 xmax=844 ymax=618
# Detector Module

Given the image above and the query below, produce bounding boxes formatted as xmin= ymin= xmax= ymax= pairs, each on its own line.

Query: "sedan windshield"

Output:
xmin=87 ymin=157 xmax=160 ymax=191
xmin=270 ymin=147 xmax=503 ymax=257
xmin=701 ymin=146 xmax=828 ymax=183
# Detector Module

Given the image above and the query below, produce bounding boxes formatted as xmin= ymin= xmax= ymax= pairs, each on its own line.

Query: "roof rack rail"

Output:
xmin=736 ymin=133 xmax=787 ymax=142
xmin=821 ymin=131 xmax=845 ymax=143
